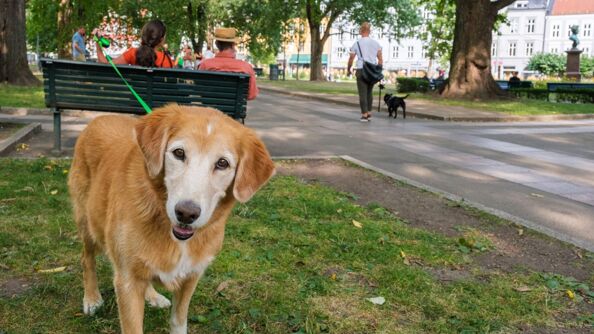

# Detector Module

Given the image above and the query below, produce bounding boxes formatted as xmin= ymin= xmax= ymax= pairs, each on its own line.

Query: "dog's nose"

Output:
xmin=174 ymin=201 xmax=201 ymax=225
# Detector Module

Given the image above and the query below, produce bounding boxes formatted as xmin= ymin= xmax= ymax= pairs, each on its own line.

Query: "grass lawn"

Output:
xmin=260 ymin=79 xmax=594 ymax=115
xmin=0 ymin=84 xmax=45 ymax=109
xmin=1 ymin=159 xmax=592 ymax=333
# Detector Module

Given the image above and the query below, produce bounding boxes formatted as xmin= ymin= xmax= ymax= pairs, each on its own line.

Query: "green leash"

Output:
xmin=94 ymin=35 xmax=152 ymax=114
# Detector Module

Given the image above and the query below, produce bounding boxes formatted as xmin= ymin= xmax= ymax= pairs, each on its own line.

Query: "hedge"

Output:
xmin=397 ymin=78 xmax=430 ymax=93
xmin=509 ymin=88 xmax=549 ymax=100
xmin=510 ymin=88 xmax=594 ymax=104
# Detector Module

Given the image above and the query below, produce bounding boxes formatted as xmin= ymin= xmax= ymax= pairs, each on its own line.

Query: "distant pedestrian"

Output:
xmin=198 ymin=28 xmax=259 ymax=100
xmin=347 ymin=22 xmax=383 ymax=122
xmin=72 ymin=26 xmax=87 ymax=62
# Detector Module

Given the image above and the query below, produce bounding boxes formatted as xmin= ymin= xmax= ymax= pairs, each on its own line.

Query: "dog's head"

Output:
xmin=135 ymin=104 xmax=275 ymax=241
xmin=383 ymin=93 xmax=393 ymax=104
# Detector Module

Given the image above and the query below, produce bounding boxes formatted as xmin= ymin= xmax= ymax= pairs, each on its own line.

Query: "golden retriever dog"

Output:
xmin=68 ymin=104 xmax=275 ymax=334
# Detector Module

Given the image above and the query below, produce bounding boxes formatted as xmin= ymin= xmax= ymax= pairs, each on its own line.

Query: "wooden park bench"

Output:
xmin=40 ymin=58 xmax=250 ymax=152
xmin=547 ymin=82 xmax=594 ymax=92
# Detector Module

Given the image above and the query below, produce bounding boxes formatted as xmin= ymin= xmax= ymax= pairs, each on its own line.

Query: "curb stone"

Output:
xmin=0 ymin=122 xmax=42 ymax=156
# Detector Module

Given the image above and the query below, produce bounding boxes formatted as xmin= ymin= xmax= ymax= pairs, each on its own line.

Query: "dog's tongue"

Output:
xmin=173 ymin=226 xmax=194 ymax=238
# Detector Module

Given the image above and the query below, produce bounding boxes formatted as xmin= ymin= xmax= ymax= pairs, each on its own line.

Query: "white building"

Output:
xmin=544 ymin=0 xmax=594 ymax=57
xmin=491 ymin=0 xmax=549 ymax=79
xmin=319 ymin=0 xmax=594 ymax=79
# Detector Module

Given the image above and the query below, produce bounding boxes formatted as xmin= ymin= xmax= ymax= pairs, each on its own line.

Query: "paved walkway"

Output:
xmin=259 ymin=84 xmax=594 ymax=122
xmin=1 ymin=91 xmax=594 ymax=251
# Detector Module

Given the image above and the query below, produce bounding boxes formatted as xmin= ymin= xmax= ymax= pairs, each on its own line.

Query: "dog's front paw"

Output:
xmin=146 ymin=291 xmax=171 ymax=308
xmin=83 ymin=296 xmax=104 ymax=315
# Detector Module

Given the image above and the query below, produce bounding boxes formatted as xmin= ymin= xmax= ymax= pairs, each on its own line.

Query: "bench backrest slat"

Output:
xmin=41 ymin=58 xmax=250 ymax=120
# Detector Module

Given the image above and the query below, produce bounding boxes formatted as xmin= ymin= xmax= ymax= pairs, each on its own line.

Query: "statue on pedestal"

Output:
xmin=569 ymin=25 xmax=580 ymax=50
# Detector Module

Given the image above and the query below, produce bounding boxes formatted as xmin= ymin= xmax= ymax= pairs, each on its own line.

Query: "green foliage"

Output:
xmin=527 ymin=53 xmax=567 ymax=77
xmin=415 ymin=0 xmax=455 ymax=62
xmin=26 ymin=0 xmax=118 ymax=55
xmin=397 ymin=77 xmax=429 ymax=93
xmin=580 ymin=56 xmax=594 ymax=78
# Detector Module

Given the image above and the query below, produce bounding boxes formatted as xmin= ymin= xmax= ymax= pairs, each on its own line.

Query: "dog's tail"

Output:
xmin=401 ymin=94 xmax=409 ymax=99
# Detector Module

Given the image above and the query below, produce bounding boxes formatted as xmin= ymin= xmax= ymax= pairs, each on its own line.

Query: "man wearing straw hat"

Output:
xmin=198 ymin=28 xmax=259 ymax=100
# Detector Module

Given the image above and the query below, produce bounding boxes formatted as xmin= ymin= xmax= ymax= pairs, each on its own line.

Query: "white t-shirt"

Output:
xmin=350 ymin=37 xmax=381 ymax=69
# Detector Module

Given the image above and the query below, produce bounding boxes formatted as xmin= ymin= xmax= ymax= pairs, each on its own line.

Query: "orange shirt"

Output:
xmin=198 ymin=50 xmax=259 ymax=100
xmin=122 ymin=48 xmax=173 ymax=68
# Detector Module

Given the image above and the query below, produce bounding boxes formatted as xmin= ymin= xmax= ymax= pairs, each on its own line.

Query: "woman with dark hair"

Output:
xmin=93 ymin=19 xmax=173 ymax=68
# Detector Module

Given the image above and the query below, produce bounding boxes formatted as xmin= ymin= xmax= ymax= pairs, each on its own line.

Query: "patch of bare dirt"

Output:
xmin=278 ymin=159 xmax=594 ymax=282
xmin=0 ymin=277 xmax=33 ymax=298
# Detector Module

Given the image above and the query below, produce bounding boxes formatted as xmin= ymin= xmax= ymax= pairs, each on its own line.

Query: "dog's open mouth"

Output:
xmin=172 ymin=225 xmax=195 ymax=240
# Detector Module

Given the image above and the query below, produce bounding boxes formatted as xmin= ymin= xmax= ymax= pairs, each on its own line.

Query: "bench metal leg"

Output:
xmin=52 ymin=108 xmax=61 ymax=154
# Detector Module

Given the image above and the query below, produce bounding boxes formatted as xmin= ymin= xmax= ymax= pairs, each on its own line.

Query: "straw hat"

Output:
xmin=214 ymin=28 xmax=237 ymax=43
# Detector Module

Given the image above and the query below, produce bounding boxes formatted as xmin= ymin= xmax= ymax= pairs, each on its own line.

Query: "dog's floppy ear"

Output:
xmin=233 ymin=129 xmax=275 ymax=203
xmin=134 ymin=109 xmax=172 ymax=178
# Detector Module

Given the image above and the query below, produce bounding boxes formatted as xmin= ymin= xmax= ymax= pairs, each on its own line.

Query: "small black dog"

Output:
xmin=383 ymin=93 xmax=408 ymax=118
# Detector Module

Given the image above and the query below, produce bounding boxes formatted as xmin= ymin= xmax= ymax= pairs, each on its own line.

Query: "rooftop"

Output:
xmin=550 ymin=0 xmax=594 ymax=15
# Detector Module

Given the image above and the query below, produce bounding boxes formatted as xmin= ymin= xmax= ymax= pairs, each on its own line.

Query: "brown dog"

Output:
xmin=68 ymin=104 xmax=275 ymax=334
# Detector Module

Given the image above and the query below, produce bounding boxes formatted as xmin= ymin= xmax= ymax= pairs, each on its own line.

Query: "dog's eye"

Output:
xmin=215 ymin=158 xmax=229 ymax=170
xmin=172 ymin=148 xmax=185 ymax=161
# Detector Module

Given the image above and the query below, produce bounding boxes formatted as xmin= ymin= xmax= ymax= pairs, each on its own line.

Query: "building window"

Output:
xmin=492 ymin=42 xmax=497 ymax=56
xmin=585 ymin=24 xmax=592 ymax=37
xmin=350 ymin=28 xmax=358 ymax=39
xmin=421 ymin=47 xmax=427 ymax=59
xmin=585 ymin=47 xmax=591 ymax=56
xmin=568 ymin=25 xmax=573 ymax=37
xmin=337 ymin=47 xmax=345 ymax=58
xmin=423 ymin=9 xmax=431 ymax=19
xmin=510 ymin=18 xmax=519 ymax=33
xmin=525 ymin=42 xmax=534 ymax=56
xmin=298 ymin=41 xmax=305 ymax=52
xmin=526 ymin=18 xmax=535 ymax=33
xmin=515 ymin=1 xmax=528 ymax=8
xmin=319 ymin=24 xmax=325 ymax=35
xmin=550 ymin=46 xmax=559 ymax=53
xmin=392 ymin=46 xmax=399 ymax=58
xmin=408 ymin=46 xmax=414 ymax=58
xmin=552 ymin=24 xmax=560 ymax=38
xmin=509 ymin=42 xmax=517 ymax=56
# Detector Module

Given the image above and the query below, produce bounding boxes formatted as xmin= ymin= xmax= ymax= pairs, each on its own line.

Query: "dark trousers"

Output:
xmin=356 ymin=71 xmax=374 ymax=114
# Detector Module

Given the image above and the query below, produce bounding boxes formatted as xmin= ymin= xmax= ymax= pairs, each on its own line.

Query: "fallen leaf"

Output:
xmin=336 ymin=209 xmax=342 ymax=213
xmin=50 ymin=189 xmax=58 ymax=195
xmin=352 ymin=220 xmax=362 ymax=228
xmin=63 ymin=169 xmax=69 ymax=174
xmin=400 ymin=250 xmax=406 ymax=258
xmin=514 ymin=286 xmax=532 ymax=292
xmin=44 ymin=165 xmax=54 ymax=171
xmin=330 ymin=273 xmax=336 ymax=281
xmin=517 ymin=228 xmax=524 ymax=236
xmin=574 ymin=250 xmax=583 ymax=259
xmin=38 ymin=266 xmax=66 ymax=273
xmin=216 ymin=280 xmax=231 ymax=293
xmin=530 ymin=193 xmax=544 ymax=198
xmin=74 ymin=312 xmax=84 ymax=317
xmin=566 ymin=290 xmax=575 ymax=300
xmin=366 ymin=296 xmax=385 ymax=305
xmin=16 ymin=143 xmax=29 ymax=152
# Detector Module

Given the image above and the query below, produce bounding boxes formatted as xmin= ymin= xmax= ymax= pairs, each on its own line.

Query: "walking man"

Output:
xmin=72 ymin=26 xmax=87 ymax=62
xmin=347 ymin=22 xmax=383 ymax=122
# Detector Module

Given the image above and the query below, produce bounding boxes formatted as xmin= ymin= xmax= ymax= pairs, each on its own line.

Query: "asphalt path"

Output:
xmin=247 ymin=91 xmax=594 ymax=251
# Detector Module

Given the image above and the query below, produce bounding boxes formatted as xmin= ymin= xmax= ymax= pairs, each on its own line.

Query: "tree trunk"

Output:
xmin=196 ymin=1 xmax=208 ymax=53
xmin=441 ymin=0 xmax=509 ymax=99
xmin=0 ymin=0 xmax=40 ymax=86
xmin=309 ymin=25 xmax=325 ymax=81
xmin=57 ymin=0 xmax=73 ymax=58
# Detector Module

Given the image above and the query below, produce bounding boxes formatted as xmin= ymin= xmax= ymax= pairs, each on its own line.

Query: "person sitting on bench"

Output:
xmin=93 ymin=19 xmax=173 ymax=68
xmin=198 ymin=28 xmax=258 ymax=100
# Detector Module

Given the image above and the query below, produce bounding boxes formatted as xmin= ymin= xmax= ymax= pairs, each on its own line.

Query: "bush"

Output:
xmin=510 ymin=88 xmax=549 ymax=100
xmin=527 ymin=53 xmax=566 ymax=77
xmin=397 ymin=78 xmax=429 ymax=93
xmin=553 ymin=88 xmax=594 ymax=104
